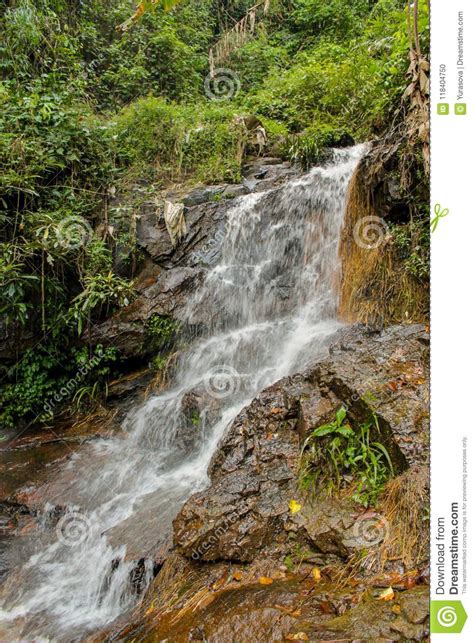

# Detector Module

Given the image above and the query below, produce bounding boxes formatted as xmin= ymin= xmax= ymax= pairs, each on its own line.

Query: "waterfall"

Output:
xmin=0 ymin=145 xmax=365 ymax=640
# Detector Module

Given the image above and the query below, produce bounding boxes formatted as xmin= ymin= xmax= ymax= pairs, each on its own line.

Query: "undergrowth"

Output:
xmin=0 ymin=0 xmax=429 ymax=427
xmin=300 ymin=407 xmax=395 ymax=507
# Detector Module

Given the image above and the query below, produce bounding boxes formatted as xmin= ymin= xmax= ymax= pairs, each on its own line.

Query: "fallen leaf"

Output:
xmin=289 ymin=499 xmax=302 ymax=515
xmin=270 ymin=407 xmax=284 ymax=414
xmin=403 ymin=575 xmax=417 ymax=590
xmin=232 ymin=570 xmax=243 ymax=581
xmin=285 ymin=633 xmax=309 ymax=641
xmin=377 ymin=586 xmax=395 ymax=601
xmin=392 ymin=604 xmax=402 ymax=614
xmin=318 ymin=600 xmax=334 ymax=614
xmin=145 ymin=601 xmax=155 ymax=615
xmin=276 ymin=604 xmax=301 ymax=617
xmin=311 ymin=567 xmax=322 ymax=582
xmin=259 ymin=576 xmax=274 ymax=585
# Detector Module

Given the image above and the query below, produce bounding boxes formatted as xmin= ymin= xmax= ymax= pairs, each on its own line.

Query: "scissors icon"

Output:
xmin=431 ymin=204 xmax=449 ymax=233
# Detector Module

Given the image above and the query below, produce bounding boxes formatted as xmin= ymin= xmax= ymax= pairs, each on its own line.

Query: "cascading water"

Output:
xmin=0 ymin=145 xmax=365 ymax=640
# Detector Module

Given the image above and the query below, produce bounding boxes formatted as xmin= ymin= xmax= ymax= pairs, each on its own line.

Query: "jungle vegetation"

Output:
xmin=0 ymin=0 xmax=429 ymax=427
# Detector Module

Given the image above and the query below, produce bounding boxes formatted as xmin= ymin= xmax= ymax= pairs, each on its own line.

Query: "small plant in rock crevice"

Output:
xmin=146 ymin=314 xmax=180 ymax=352
xmin=299 ymin=407 xmax=394 ymax=507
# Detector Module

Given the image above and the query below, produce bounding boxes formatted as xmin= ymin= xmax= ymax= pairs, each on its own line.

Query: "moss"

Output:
xmin=339 ymin=142 xmax=429 ymax=327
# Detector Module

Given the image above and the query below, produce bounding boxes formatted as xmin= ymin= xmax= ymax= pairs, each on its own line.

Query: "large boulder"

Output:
xmin=174 ymin=324 xmax=429 ymax=562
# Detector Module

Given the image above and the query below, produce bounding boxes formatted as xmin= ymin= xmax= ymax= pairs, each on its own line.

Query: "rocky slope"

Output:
xmin=0 ymin=151 xmax=430 ymax=641
xmin=105 ymin=323 xmax=429 ymax=641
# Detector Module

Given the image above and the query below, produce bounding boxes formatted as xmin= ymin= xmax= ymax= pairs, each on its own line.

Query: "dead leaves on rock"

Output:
xmin=376 ymin=586 xmax=395 ymax=601
xmin=275 ymin=604 xmax=302 ymax=618
xmin=212 ymin=568 xmax=230 ymax=591
xmin=259 ymin=576 xmax=274 ymax=585
xmin=311 ymin=567 xmax=322 ymax=583
xmin=288 ymin=499 xmax=302 ymax=515
xmin=285 ymin=633 xmax=309 ymax=641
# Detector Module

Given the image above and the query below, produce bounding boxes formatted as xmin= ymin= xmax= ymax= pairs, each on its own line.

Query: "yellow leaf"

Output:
xmin=276 ymin=604 xmax=301 ymax=617
xmin=311 ymin=567 xmax=321 ymax=582
xmin=285 ymin=633 xmax=309 ymax=641
xmin=377 ymin=587 xmax=395 ymax=601
xmin=259 ymin=576 xmax=273 ymax=585
xmin=233 ymin=570 xmax=243 ymax=581
xmin=145 ymin=601 xmax=155 ymax=615
xmin=289 ymin=499 xmax=302 ymax=515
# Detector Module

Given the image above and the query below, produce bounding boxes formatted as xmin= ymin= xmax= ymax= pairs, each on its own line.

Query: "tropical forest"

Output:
xmin=0 ymin=0 xmax=430 ymax=640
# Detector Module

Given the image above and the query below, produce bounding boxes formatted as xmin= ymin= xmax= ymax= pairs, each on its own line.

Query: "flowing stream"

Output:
xmin=0 ymin=145 xmax=365 ymax=640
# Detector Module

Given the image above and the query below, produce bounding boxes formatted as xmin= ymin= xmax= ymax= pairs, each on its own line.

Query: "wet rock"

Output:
xmin=115 ymin=551 xmax=428 ymax=643
xmin=87 ymin=158 xmax=304 ymax=360
xmin=136 ymin=206 xmax=174 ymax=261
xmin=106 ymin=369 xmax=155 ymax=401
xmin=317 ymin=323 xmax=430 ymax=467
xmin=174 ymin=324 xmax=429 ymax=563
xmin=307 ymin=586 xmax=429 ymax=640
xmin=88 ymin=264 xmax=201 ymax=359
xmin=242 ymin=158 xmax=297 ymax=192
xmin=182 ymin=185 xmax=225 ymax=207
xmin=1 ymin=415 xmax=121 ymax=511
xmin=222 ymin=184 xmax=249 ymax=199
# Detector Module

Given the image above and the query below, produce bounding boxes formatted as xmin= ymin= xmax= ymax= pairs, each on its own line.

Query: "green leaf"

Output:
xmin=312 ymin=424 xmax=335 ymax=437
xmin=336 ymin=425 xmax=353 ymax=438
xmin=373 ymin=442 xmax=394 ymax=475
xmin=335 ymin=407 xmax=347 ymax=425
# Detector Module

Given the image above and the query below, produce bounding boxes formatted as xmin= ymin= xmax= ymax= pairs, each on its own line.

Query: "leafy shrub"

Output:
xmin=285 ymin=122 xmax=353 ymax=167
xmin=0 ymin=343 xmax=118 ymax=428
xmin=300 ymin=407 xmax=394 ymax=507
xmin=146 ymin=314 xmax=179 ymax=351
xmin=114 ymin=97 xmax=245 ymax=182
xmin=390 ymin=220 xmax=430 ymax=281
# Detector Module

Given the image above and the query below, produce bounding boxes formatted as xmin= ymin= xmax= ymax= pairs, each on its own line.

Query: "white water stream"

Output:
xmin=0 ymin=145 xmax=364 ymax=640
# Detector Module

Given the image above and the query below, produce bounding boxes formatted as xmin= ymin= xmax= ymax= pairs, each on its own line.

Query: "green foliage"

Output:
xmin=390 ymin=220 xmax=430 ymax=281
xmin=244 ymin=0 xmax=423 ymax=139
xmin=146 ymin=314 xmax=179 ymax=351
xmin=289 ymin=0 xmax=373 ymax=41
xmin=0 ymin=0 xmax=429 ymax=427
xmin=88 ymin=0 xmax=211 ymax=108
xmin=150 ymin=354 xmax=169 ymax=371
xmin=114 ymin=97 xmax=245 ymax=182
xmin=68 ymin=272 xmax=134 ymax=335
xmin=300 ymin=407 xmax=394 ymax=507
xmin=285 ymin=122 xmax=353 ymax=168
xmin=0 ymin=245 xmax=39 ymax=325
xmin=0 ymin=343 xmax=118 ymax=428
